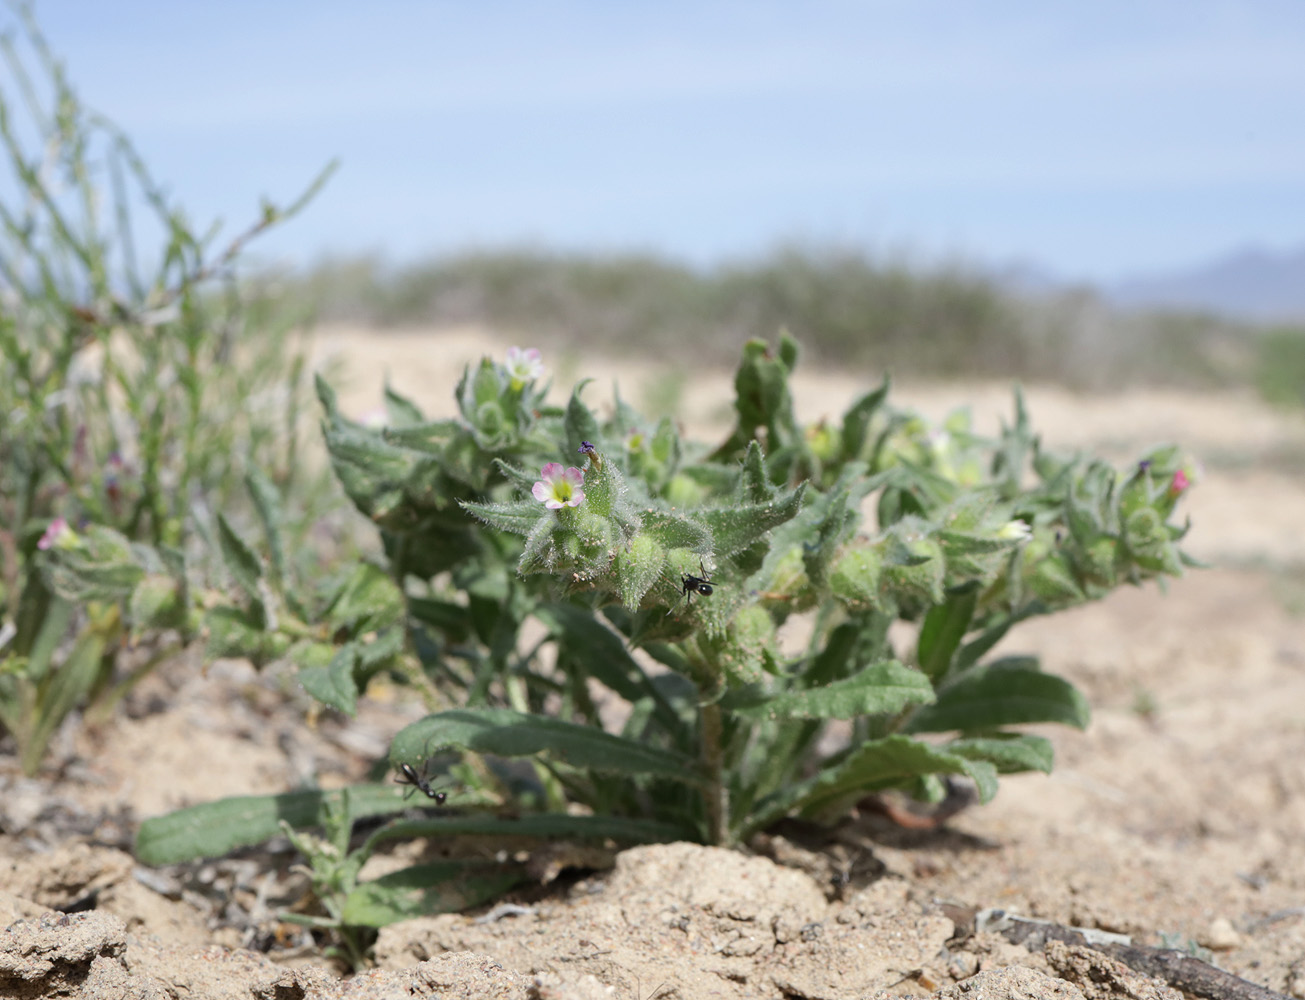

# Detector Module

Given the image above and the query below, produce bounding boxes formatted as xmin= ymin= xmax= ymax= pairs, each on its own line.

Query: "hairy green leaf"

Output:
xmin=299 ymin=644 xmax=359 ymax=715
xmin=364 ymin=812 xmax=691 ymax=853
xmin=727 ymin=660 xmax=933 ymax=720
xmin=459 ymin=498 xmax=546 ymax=536
xmin=391 ymin=708 xmax=703 ymax=785
xmin=245 ymin=468 xmax=287 ymax=586
xmin=323 ymin=562 xmax=405 ymax=633
xmin=904 ymin=658 xmax=1090 ymax=734
xmin=135 ymin=784 xmax=415 ymax=865
xmin=746 ymin=734 xmax=999 ymax=835
xmin=342 ymin=861 xmax=527 ymax=926
xmin=217 ymin=513 xmax=264 ymax=601
xmin=917 ymin=584 xmax=978 ymax=681
xmin=947 ymin=734 xmax=1054 ymax=774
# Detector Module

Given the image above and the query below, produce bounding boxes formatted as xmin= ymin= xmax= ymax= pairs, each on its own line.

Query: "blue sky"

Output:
xmin=12 ymin=1 xmax=1305 ymax=283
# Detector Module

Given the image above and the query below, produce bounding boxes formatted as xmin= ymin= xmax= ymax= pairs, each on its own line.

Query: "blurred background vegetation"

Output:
xmin=274 ymin=248 xmax=1303 ymax=401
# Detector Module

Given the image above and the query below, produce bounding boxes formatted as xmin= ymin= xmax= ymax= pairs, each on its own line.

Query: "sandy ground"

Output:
xmin=2 ymin=323 xmax=1304 ymax=999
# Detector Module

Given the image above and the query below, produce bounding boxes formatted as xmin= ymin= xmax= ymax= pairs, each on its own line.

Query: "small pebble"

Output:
xmin=948 ymin=952 xmax=980 ymax=979
xmin=1200 ymin=916 xmax=1241 ymax=951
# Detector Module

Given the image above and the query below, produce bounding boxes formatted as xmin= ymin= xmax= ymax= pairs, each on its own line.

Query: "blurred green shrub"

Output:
xmin=0 ymin=6 xmax=334 ymax=773
xmin=1255 ymin=326 xmax=1305 ymax=408
xmin=287 ymin=248 xmax=1252 ymax=391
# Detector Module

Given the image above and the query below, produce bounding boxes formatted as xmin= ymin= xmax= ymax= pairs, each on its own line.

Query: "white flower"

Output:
xmin=997 ymin=519 xmax=1033 ymax=543
xmin=506 ymin=346 xmax=545 ymax=388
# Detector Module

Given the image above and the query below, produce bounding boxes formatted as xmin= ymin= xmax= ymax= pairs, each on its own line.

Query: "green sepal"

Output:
xmin=383 ymin=383 xmax=426 ymax=426
xmin=738 ymin=441 xmax=776 ymax=501
xmin=697 ymin=484 xmax=807 ymax=559
xmin=128 ymin=574 xmax=184 ymax=637
xmin=880 ymin=525 xmax=945 ymax=609
xmin=615 ymin=534 xmax=667 ymax=609
xmin=697 ymin=604 xmax=778 ymax=686
xmin=40 ymin=525 xmax=145 ymax=603
xmin=1025 ymin=552 xmax=1085 ymax=604
xmin=840 ymin=376 xmax=891 ymax=461
xmin=564 ymin=378 xmax=601 ymax=454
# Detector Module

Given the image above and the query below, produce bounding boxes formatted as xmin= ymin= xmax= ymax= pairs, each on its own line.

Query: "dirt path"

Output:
xmin=2 ymin=324 xmax=1304 ymax=999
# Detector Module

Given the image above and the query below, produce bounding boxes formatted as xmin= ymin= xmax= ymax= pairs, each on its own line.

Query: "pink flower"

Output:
xmin=1168 ymin=469 xmax=1190 ymax=498
xmin=532 ymin=463 xmax=585 ymax=509
xmin=358 ymin=408 xmax=388 ymax=430
xmin=506 ymin=347 xmax=545 ymax=388
xmin=37 ymin=517 xmax=75 ymax=551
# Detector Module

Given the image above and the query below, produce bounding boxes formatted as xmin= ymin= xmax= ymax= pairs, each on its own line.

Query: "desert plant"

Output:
xmin=131 ymin=332 xmax=1197 ymax=953
xmin=0 ymin=4 xmax=334 ymax=772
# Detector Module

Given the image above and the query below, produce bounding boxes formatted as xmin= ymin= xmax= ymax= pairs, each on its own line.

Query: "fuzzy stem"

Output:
xmin=698 ymin=696 xmax=729 ymax=846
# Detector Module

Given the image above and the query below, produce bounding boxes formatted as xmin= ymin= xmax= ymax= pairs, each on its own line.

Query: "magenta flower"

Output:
xmin=1167 ymin=468 xmax=1190 ymax=498
xmin=532 ymin=463 xmax=585 ymax=509
xmin=505 ymin=347 xmax=545 ymax=389
xmin=37 ymin=517 xmax=75 ymax=551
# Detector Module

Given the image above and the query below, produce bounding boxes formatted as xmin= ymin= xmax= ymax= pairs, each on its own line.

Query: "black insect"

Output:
xmin=394 ymin=761 xmax=448 ymax=804
xmin=667 ymin=559 xmax=715 ymax=616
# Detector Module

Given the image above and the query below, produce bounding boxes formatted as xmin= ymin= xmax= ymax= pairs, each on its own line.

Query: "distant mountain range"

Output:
xmin=993 ymin=246 xmax=1305 ymax=323
xmin=1104 ymin=246 xmax=1305 ymax=323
